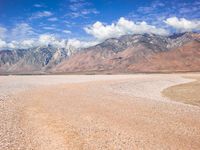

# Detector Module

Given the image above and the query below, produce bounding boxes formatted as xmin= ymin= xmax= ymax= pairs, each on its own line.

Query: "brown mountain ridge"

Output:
xmin=0 ymin=32 xmax=199 ymax=74
xmin=54 ymin=32 xmax=200 ymax=73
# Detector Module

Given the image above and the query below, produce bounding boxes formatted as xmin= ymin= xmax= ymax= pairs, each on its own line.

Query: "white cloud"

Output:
xmin=38 ymin=34 xmax=67 ymax=48
xmin=67 ymin=38 xmax=98 ymax=49
xmin=137 ymin=1 xmax=165 ymax=14
xmin=48 ymin=17 xmax=58 ymax=21
xmin=0 ymin=21 xmax=99 ymax=50
xmin=20 ymin=39 xmax=36 ymax=48
xmin=0 ymin=39 xmax=7 ymax=48
xmin=0 ymin=23 xmax=36 ymax=48
xmin=33 ymin=4 xmax=44 ymax=8
xmin=81 ymin=9 xmax=99 ymax=15
xmin=69 ymin=0 xmax=84 ymax=3
xmin=6 ymin=41 xmax=18 ymax=49
xmin=84 ymin=17 xmax=169 ymax=41
xmin=4 ymin=39 xmax=36 ymax=49
xmin=43 ymin=26 xmax=56 ymax=30
xmin=0 ymin=26 xmax=7 ymax=39
xmin=0 ymin=35 xmax=97 ymax=50
xmin=67 ymin=9 xmax=99 ymax=18
xmin=67 ymin=0 xmax=98 ymax=18
xmin=0 ymin=34 xmax=67 ymax=50
xmin=0 ymin=37 xmax=98 ymax=51
xmin=69 ymin=1 xmax=90 ymax=11
xmin=63 ymin=30 xmax=72 ymax=34
xmin=0 ymin=39 xmax=36 ymax=50
xmin=66 ymin=12 xmax=82 ymax=18
xmin=164 ymin=17 xmax=200 ymax=31
xmin=30 ymin=11 xmax=53 ymax=19
xmin=11 ymin=23 xmax=35 ymax=40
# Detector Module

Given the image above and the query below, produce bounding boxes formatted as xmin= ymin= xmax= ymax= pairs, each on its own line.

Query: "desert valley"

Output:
xmin=0 ymin=0 xmax=200 ymax=149
xmin=0 ymin=74 xmax=200 ymax=149
xmin=0 ymin=32 xmax=200 ymax=150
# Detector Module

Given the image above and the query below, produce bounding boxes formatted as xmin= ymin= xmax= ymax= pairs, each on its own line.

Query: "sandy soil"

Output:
xmin=0 ymin=74 xmax=200 ymax=150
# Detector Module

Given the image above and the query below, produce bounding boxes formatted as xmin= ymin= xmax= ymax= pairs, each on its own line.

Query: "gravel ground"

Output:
xmin=0 ymin=74 xmax=200 ymax=149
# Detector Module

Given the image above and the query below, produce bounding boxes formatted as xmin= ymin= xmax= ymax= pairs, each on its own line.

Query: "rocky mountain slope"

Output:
xmin=128 ymin=40 xmax=200 ymax=72
xmin=0 ymin=32 xmax=199 ymax=74
xmin=0 ymin=45 xmax=68 ymax=74
xmin=54 ymin=32 xmax=200 ymax=73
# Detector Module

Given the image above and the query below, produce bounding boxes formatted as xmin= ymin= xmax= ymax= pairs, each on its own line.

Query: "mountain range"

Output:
xmin=0 ymin=32 xmax=200 ymax=74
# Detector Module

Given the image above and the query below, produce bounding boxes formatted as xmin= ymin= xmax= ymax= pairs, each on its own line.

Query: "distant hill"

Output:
xmin=0 ymin=32 xmax=199 ymax=74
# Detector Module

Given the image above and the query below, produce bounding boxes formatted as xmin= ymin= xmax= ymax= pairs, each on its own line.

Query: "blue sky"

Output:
xmin=0 ymin=0 xmax=200 ymax=49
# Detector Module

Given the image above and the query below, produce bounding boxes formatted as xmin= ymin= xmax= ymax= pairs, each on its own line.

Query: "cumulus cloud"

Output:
xmin=38 ymin=34 xmax=66 ymax=48
xmin=19 ymin=39 xmax=36 ymax=48
xmin=0 ymin=20 xmax=98 ymax=50
xmin=0 ymin=40 xmax=15 ymax=50
xmin=0 ymin=33 xmax=63 ymax=49
xmin=164 ymin=17 xmax=200 ymax=31
xmin=0 ymin=39 xmax=35 ymax=50
xmin=3 ymin=39 xmax=36 ymax=50
xmin=67 ymin=39 xmax=98 ymax=49
xmin=0 ymin=39 xmax=7 ymax=48
xmin=84 ymin=17 xmax=169 ymax=41
xmin=0 ymin=34 xmax=98 ymax=50
xmin=0 ymin=17 xmax=170 ymax=50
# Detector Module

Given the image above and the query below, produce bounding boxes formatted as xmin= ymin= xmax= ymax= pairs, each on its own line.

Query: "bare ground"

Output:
xmin=0 ymin=74 xmax=200 ymax=150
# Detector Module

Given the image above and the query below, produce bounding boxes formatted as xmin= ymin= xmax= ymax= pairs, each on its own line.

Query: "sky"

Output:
xmin=0 ymin=0 xmax=200 ymax=49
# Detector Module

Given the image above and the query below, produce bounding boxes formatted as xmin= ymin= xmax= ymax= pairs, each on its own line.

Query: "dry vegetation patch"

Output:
xmin=162 ymin=76 xmax=200 ymax=106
